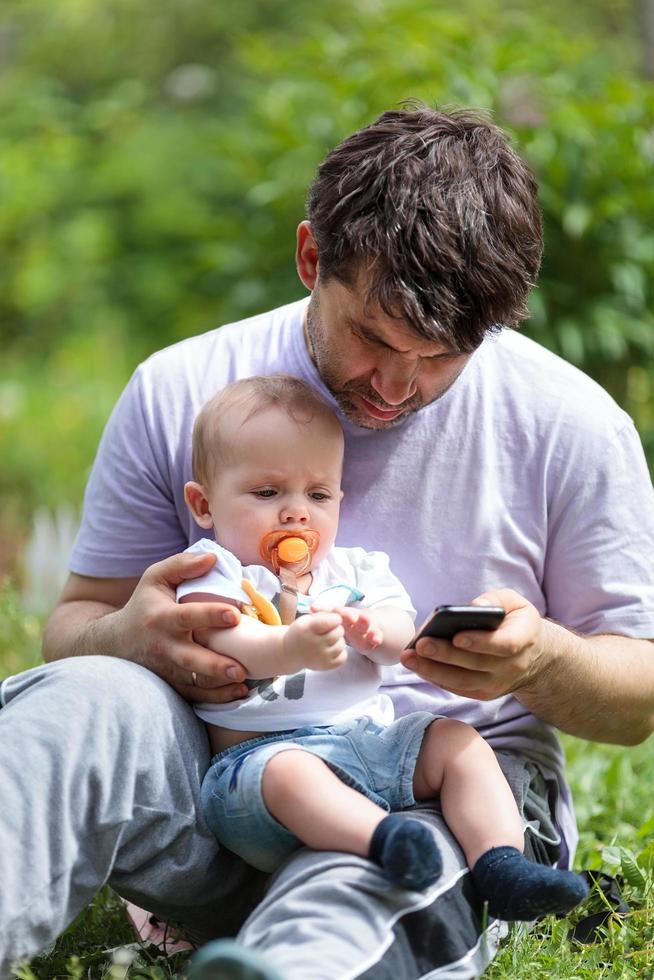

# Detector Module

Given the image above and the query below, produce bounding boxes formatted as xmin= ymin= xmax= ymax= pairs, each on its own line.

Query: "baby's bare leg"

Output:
xmin=413 ymin=719 xmax=588 ymax=920
xmin=262 ymin=750 xmax=383 ymax=854
xmin=414 ymin=718 xmax=523 ymax=866
xmin=262 ymin=749 xmax=442 ymax=890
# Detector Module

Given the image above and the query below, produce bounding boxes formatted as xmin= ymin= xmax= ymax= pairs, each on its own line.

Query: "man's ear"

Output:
xmin=296 ymin=221 xmax=319 ymax=290
xmin=184 ymin=481 xmax=214 ymax=529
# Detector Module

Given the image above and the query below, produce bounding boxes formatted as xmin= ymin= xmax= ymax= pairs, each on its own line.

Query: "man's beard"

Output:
xmin=304 ymin=297 xmax=423 ymax=430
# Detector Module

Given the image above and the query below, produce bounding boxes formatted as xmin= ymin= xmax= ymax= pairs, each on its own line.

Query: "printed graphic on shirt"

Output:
xmin=243 ymin=585 xmax=362 ymax=707
xmin=245 ymin=673 xmax=308 ymax=702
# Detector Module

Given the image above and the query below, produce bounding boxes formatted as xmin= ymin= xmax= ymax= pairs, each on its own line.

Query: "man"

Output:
xmin=1 ymin=106 xmax=653 ymax=980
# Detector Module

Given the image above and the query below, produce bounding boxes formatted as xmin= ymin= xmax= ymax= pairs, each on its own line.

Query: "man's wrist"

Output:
xmin=512 ymin=618 xmax=595 ymax=729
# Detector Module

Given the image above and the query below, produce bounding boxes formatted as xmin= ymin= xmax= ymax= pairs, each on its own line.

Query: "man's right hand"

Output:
xmin=43 ymin=551 xmax=250 ymax=704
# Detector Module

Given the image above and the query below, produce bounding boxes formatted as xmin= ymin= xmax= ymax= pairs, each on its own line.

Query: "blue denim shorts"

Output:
xmin=201 ymin=711 xmax=437 ymax=873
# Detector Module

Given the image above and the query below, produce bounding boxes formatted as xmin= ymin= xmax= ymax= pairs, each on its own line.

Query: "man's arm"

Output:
xmin=42 ymin=550 xmax=250 ymax=704
xmin=400 ymin=588 xmax=654 ymax=746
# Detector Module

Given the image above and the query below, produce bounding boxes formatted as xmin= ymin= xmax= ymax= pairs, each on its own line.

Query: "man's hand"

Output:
xmin=400 ymin=589 xmax=546 ymax=701
xmin=283 ymin=612 xmax=347 ymax=671
xmin=44 ymin=551 xmax=250 ymax=704
xmin=333 ymin=607 xmax=384 ymax=653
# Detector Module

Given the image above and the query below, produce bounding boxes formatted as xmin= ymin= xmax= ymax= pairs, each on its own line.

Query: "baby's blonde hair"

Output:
xmin=192 ymin=374 xmax=343 ymax=485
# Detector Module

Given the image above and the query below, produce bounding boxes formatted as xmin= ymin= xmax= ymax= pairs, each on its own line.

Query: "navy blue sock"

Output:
xmin=472 ymin=846 xmax=589 ymax=921
xmin=369 ymin=814 xmax=442 ymax=890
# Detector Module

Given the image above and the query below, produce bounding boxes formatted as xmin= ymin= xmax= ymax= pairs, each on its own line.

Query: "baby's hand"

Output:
xmin=332 ymin=607 xmax=384 ymax=652
xmin=283 ymin=612 xmax=347 ymax=671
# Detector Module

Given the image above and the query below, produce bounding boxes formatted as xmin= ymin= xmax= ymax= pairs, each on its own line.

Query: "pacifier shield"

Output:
xmin=259 ymin=528 xmax=320 ymax=573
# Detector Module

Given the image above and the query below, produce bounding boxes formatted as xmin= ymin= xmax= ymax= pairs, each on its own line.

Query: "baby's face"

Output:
xmin=203 ymin=404 xmax=344 ymax=571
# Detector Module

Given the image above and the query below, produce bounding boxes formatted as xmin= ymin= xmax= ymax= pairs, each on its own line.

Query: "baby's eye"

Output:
xmin=310 ymin=491 xmax=331 ymax=501
xmin=253 ymin=489 xmax=277 ymax=498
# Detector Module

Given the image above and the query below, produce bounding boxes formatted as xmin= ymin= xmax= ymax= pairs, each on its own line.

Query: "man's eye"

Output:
xmin=253 ymin=489 xmax=276 ymax=498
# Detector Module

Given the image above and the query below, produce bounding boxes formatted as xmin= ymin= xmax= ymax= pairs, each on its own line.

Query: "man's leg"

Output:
xmin=235 ymin=805 xmax=505 ymax=980
xmin=230 ymin=750 xmax=562 ymax=980
xmin=0 ymin=657 xmax=266 ymax=977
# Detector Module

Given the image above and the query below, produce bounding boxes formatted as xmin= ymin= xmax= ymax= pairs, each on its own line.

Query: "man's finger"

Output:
xmin=169 ymin=640 xmax=247 ymax=683
xmin=470 ymin=588 xmax=523 ymax=612
xmin=174 ymin=600 xmax=240 ymax=631
xmin=410 ymin=637 xmax=494 ymax=670
xmin=400 ymin=653 xmax=500 ymax=699
xmin=147 ymin=550 xmax=218 ymax=588
xmin=183 ymin=682 xmax=250 ymax=704
xmin=451 ymin=628 xmax=524 ymax=658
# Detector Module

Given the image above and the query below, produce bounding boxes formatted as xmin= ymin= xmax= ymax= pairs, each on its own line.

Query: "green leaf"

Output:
xmin=620 ymin=848 xmax=647 ymax=891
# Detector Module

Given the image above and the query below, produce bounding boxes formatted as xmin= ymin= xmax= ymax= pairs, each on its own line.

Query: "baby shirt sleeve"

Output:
xmin=176 ymin=539 xmax=252 ymax=605
xmin=351 ymin=549 xmax=417 ymax=621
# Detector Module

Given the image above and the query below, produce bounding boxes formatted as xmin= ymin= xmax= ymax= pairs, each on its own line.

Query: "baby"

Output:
xmin=178 ymin=374 xmax=588 ymax=920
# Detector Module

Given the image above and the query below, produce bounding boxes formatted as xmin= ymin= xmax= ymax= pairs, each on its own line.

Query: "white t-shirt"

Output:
xmin=70 ymin=297 xmax=654 ymax=855
xmin=177 ymin=538 xmax=416 ymax=731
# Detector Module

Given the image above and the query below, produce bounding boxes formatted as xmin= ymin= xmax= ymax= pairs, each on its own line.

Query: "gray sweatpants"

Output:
xmin=0 ymin=657 xmax=561 ymax=980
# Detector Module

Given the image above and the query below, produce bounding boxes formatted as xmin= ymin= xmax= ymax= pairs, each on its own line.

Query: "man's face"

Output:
xmin=304 ymin=274 xmax=473 ymax=430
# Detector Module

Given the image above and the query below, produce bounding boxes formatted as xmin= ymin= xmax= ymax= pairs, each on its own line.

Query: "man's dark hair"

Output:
xmin=306 ymin=104 xmax=543 ymax=352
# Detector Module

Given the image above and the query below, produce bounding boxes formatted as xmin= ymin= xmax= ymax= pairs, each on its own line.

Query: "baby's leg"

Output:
xmin=262 ymin=749 xmax=442 ymax=890
xmin=414 ymin=720 xmax=588 ymax=920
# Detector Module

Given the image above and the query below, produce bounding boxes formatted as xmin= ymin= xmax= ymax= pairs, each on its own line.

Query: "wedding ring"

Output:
xmin=191 ymin=671 xmax=198 ymax=686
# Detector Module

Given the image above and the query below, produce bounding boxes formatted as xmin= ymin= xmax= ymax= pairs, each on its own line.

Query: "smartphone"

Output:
xmin=408 ymin=605 xmax=506 ymax=647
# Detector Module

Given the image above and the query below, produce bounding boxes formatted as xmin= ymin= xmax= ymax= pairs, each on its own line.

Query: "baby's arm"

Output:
xmin=188 ymin=597 xmax=347 ymax=677
xmin=333 ymin=605 xmax=415 ymax=666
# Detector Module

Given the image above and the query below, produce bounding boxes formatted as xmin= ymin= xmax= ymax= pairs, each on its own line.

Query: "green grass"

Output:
xmin=2 ymin=582 xmax=653 ymax=979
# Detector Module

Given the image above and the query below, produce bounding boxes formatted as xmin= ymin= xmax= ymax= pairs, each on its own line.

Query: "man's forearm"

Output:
xmin=516 ymin=621 xmax=654 ymax=745
xmin=42 ymin=600 xmax=125 ymax=662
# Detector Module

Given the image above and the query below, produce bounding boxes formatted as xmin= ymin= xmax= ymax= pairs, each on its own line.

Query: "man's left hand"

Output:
xmin=400 ymin=588 xmax=547 ymax=700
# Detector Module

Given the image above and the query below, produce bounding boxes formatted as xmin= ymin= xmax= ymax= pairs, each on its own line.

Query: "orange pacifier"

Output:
xmin=259 ymin=529 xmax=320 ymax=574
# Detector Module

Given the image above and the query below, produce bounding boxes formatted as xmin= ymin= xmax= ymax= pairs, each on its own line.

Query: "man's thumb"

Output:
xmin=151 ymin=549 xmax=217 ymax=587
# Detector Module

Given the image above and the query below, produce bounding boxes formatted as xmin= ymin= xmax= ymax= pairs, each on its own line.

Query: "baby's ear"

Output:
xmin=184 ymin=481 xmax=214 ymax=529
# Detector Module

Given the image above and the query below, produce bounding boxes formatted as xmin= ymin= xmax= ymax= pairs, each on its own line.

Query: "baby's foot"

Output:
xmin=369 ymin=814 xmax=442 ymax=890
xmin=472 ymin=846 xmax=589 ymax=921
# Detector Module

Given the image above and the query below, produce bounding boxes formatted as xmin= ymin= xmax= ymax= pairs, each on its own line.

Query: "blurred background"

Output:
xmin=2 ymin=0 xmax=654 ymax=665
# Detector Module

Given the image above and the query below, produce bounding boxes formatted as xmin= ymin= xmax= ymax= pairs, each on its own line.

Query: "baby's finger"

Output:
xmin=326 ymin=643 xmax=348 ymax=665
xmin=326 ymin=606 xmax=354 ymax=626
xmin=311 ymin=611 xmax=344 ymax=633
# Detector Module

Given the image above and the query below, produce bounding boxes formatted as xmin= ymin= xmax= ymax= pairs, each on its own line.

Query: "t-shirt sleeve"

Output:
xmin=543 ymin=419 xmax=654 ymax=636
xmin=69 ymin=365 xmax=188 ymax=577
xmin=353 ymin=550 xmax=417 ymax=620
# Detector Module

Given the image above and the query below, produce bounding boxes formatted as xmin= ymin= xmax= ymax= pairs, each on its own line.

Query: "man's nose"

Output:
xmin=370 ymin=357 xmax=418 ymax=405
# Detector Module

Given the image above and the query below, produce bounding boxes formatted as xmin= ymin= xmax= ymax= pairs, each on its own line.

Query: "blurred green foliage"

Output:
xmin=1 ymin=0 xmax=653 ymax=545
